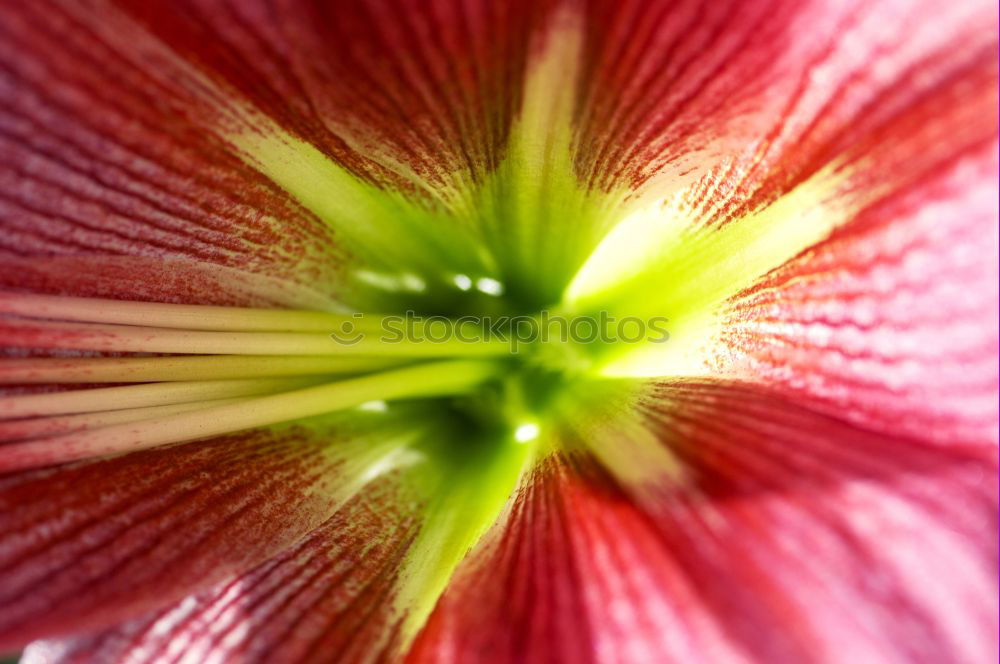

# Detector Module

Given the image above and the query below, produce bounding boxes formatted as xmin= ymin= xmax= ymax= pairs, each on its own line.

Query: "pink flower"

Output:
xmin=0 ymin=1 xmax=996 ymax=662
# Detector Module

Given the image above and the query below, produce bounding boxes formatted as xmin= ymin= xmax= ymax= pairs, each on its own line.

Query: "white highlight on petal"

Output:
xmin=356 ymin=269 xmax=404 ymax=291
xmin=452 ymin=274 xmax=473 ymax=291
xmin=357 ymin=399 xmax=389 ymax=412
xmin=514 ymin=421 xmax=540 ymax=443
xmin=358 ymin=447 xmax=426 ymax=484
xmin=475 ymin=277 xmax=505 ymax=296
xmin=401 ymin=273 xmax=427 ymax=292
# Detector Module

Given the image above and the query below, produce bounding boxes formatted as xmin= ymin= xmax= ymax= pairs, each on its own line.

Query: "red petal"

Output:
xmin=572 ymin=0 xmax=997 ymax=445
xmin=0 ymin=257 xmax=342 ymax=308
xmin=409 ymin=388 xmax=997 ymax=663
xmin=575 ymin=0 xmax=996 ymax=198
xmin=0 ymin=1 xmax=345 ymax=304
xmin=0 ymin=425 xmax=356 ymax=650
xmin=409 ymin=454 xmax=761 ymax=664
xmin=20 ymin=474 xmax=425 ymax=664
xmin=109 ymin=0 xmax=548 ymax=191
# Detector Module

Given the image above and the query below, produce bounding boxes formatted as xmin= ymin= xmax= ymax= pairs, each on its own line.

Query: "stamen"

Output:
xmin=0 ymin=319 xmax=509 ymax=357
xmin=0 ymin=292 xmax=368 ymax=332
xmin=0 ymin=360 xmax=499 ymax=471
xmin=0 ymin=399 xmax=240 ymax=441
xmin=0 ymin=355 xmax=403 ymax=383
xmin=0 ymin=377 xmax=320 ymax=418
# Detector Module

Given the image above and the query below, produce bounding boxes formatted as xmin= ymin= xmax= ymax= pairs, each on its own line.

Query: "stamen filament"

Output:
xmin=0 ymin=399 xmax=241 ymax=441
xmin=0 ymin=319 xmax=509 ymax=357
xmin=0 ymin=377 xmax=321 ymax=418
xmin=0 ymin=292 xmax=371 ymax=332
xmin=0 ymin=355 xmax=404 ymax=383
xmin=0 ymin=360 xmax=499 ymax=471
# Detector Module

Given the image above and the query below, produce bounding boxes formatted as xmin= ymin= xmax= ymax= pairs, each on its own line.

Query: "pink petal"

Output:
xmin=716 ymin=142 xmax=998 ymax=445
xmin=575 ymin=0 xmax=995 ymax=197
xmin=0 ymin=425 xmax=359 ymax=650
xmin=408 ymin=387 xmax=997 ymax=663
xmin=579 ymin=0 xmax=997 ymax=444
xmin=20 ymin=473 xmax=426 ymax=663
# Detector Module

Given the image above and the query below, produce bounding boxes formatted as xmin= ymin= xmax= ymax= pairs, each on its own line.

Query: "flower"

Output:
xmin=0 ymin=0 xmax=996 ymax=662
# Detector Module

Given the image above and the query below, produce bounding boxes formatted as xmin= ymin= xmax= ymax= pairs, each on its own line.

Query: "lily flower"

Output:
xmin=0 ymin=0 xmax=996 ymax=662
